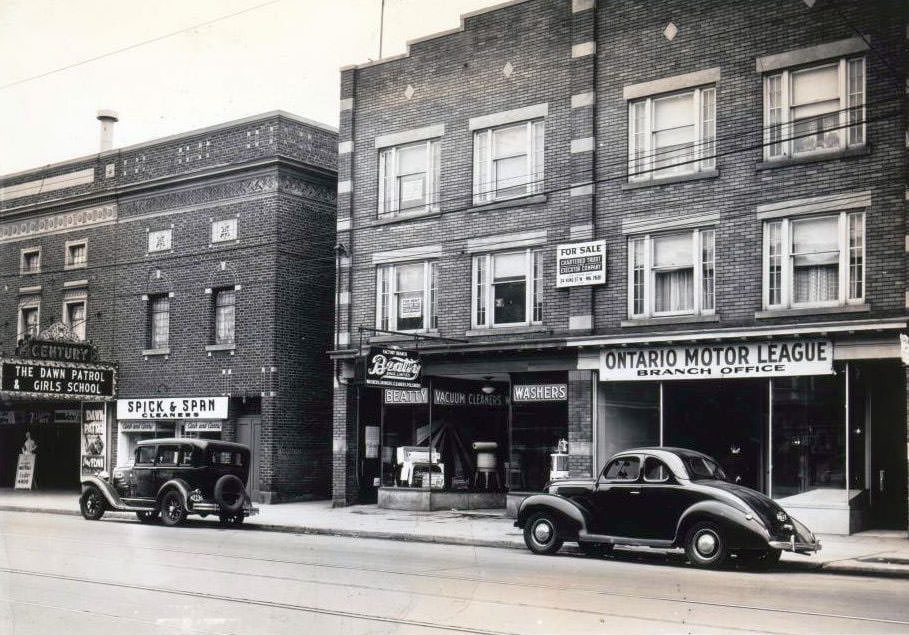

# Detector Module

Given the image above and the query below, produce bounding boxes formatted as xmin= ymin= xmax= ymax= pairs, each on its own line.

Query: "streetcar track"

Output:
xmin=2 ymin=527 xmax=908 ymax=628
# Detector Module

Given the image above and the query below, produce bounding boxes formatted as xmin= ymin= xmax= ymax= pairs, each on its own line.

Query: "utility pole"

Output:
xmin=378 ymin=0 xmax=385 ymax=59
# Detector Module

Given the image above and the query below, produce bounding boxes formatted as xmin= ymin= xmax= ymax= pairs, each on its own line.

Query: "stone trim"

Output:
xmin=756 ymin=190 xmax=871 ymax=220
xmin=336 ymin=218 xmax=351 ymax=232
xmin=465 ymin=324 xmax=550 ymax=337
xmin=620 ymin=314 xmax=720 ymax=327
xmin=63 ymin=279 xmax=89 ymax=289
xmin=571 ymin=41 xmax=596 ymax=58
xmin=374 ymin=124 xmax=444 ymax=148
xmin=569 ymin=315 xmax=593 ymax=330
xmin=338 ymin=141 xmax=353 ymax=154
xmin=372 ymin=244 xmax=443 ymax=264
xmin=572 ymin=0 xmax=595 ymax=12
xmin=340 ymin=98 xmax=354 ymax=111
xmin=468 ymin=103 xmax=548 ymax=131
xmin=755 ymin=36 xmax=869 ymax=73
xmin=0 ymin=168 xmax=95 ymax=202
xmin=622 ymin=212 xmax=719 ymax=235
xmin=570 ymin=137 xmax=595 ymax=153
xmin=570 ymin=224 xmax=593 ymax=240
xmin=337 ymin=292 xmax=350 ymax=306
xmin=755 ymin=304 xmax=870 ymax=319
xmin=337 ymin=180 xmax=352 ymax=194
xmin=18 ymin=285 xmax=41 ymax=295
xmin=623 ymin=67 xmax=721 ymax=101
xmin=466 ymin=229 xmax=547 ymax=253
xmin=571 ymin=92 xmax=595 ymax=108
xmin=0 ymin=204 xmax=117 ymax=245
xmin=570 ymin=183 xmax=593 ymax=197
xmin=336 ymin=332 xmax=350 ymax=347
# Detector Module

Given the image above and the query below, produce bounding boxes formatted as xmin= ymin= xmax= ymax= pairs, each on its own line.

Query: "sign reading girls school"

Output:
xmin=600 ymin=339 xmax=833 ymax=381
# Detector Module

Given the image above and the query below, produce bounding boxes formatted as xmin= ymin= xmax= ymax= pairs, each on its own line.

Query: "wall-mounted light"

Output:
xmin=481 ymin=376 xmax=496 ymax=395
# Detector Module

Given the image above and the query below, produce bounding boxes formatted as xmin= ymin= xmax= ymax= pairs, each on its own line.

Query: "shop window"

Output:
xmin=156 ymin=445 xmax=180 ymax=466
xmin=763 ymin=57 xmax=865 ymax=160
xmin=602 ymin=456 xmax=640 ymax=481
xmin=472 ymin=249 xmax=543 ymax=328
xmin=135 ymin=446 xmax=156 ymax=465
xmin=628 ymin=229 xmax=715 ymax=318
xmin=19 ymin=304 xmax=40 ymax=340
xmin=762 ymin=211 xmax=864 ymax=310
xmin=378 ymin=139 xmax=440 ymax=217
xmin=20 ymin=247 xmax=40 ymax=274
xmin=65 ymin=240 xmax=87 ymax=269
xmin=376 ymin=261 xmax=438 ymax=332
xmin=597 ymin=382 xmax=660 ymax=468
xmin=148 ymin=294 xmax=170 ymax=349
xmin=642 ymin=456 xmax=669 ymax=482
xmin=63 ymin=299 xmax=86 ymax=341
xmin=628 ymin=86 xmax=715 ymax=181
xmin=213 ymin=288 xmax=236 ymax=345
xmin=473 ymin=119 xmax=544 ymax=204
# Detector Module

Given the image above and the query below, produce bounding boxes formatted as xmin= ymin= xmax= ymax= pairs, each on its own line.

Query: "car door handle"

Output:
xmin=628 ymin=490 xmax=641 ymax=495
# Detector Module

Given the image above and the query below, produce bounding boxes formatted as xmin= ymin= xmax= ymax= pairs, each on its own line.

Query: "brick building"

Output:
xmin=330 ymin=0 xmax=909 ymax=534
xmin=1 ymin=111 xmax=337 ymax=502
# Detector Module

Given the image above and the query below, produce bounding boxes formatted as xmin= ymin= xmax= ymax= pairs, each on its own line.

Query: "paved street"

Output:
xmin=1 ymin=511 xmax=908 ymax=634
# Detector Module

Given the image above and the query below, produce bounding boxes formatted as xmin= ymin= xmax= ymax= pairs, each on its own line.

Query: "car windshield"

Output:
xmin=684 ymin=455 xmax=728 ymax=481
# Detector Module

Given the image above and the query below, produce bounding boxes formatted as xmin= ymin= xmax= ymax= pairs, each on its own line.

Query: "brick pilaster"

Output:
xmin=568 ymin=369 xmax=594 ymax=477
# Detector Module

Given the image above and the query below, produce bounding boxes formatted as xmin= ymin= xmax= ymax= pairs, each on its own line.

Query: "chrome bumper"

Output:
xmin=189 ymin=501 xmax=259 ymax=516
xmin=769 ymin=537 xmax=822 ymax=553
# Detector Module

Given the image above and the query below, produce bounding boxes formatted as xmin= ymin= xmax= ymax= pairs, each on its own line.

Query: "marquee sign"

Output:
xmin=365 ymin=347 xmax=422 ymax=389
xmin=16 ymin=322 xmax=99 ymax=363
xmin=1 ymin=359 xmax=116 ymax=400
xmin=116 ymin=397 xmax=228 ymax=420
xmin=599 ymin=339 xmax=833 ymax=381
xmin=556 ymin=240 xmax=607 ymax=288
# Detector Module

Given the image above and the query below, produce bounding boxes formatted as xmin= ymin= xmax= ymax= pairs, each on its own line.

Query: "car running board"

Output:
xmin=578 ymin=530 xmax=674 ymax=549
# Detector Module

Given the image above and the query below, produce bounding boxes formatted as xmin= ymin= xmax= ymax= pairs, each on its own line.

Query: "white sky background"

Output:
xmin=0 ymin=0 xmax=503 ymax=175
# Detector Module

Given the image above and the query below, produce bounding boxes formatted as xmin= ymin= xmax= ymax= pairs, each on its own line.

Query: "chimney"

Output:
xmin=96 ymin=110 xmax=119 ymax=151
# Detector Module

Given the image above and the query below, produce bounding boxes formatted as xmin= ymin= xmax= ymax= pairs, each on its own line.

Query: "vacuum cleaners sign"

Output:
xmin=600 ymin=339 xmax=833 ymax=381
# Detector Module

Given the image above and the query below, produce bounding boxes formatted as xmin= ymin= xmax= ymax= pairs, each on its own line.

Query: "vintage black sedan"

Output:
xmin=515 ymin=447 xmax=820 ymax=569
xmin=80 ymin=438 xmax=258 ymax=527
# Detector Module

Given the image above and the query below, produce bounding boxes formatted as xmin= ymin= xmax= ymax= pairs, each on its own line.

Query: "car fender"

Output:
xmin=80 ymin=475 xmax=126 ymax=510
xmin=156 ymin=478 xmax=192 ymax=508
xmin=516 ymin=493 xmax=591 ymax=538
xmin=675 ymin=500 xmax=769 ymax=550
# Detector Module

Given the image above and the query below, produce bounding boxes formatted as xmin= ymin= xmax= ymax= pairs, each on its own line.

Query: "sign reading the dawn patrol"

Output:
xmin=1 ymin=359 xmax=116 ymax=400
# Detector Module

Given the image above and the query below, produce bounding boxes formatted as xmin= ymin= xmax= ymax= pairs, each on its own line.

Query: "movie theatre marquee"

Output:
xmin=599 ymin=339 xmax=833 ymax=381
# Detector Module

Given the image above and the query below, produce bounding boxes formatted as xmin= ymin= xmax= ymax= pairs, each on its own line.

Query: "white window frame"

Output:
xmin=375 ymin=260 xmax=437 ymax=333
xmin=148 ymin=228 xmax=173 ymax=253
xmin=473 ymin=119 xmax=544 ymax=205
xmin=20 ymin=247 xmax=41 ymax=275
xmin=761 ymin=211 xmax=865 ymax=310
xmin=471 ymin=249 xmax=543 ymax=329
xmin=628 ymin=86 xmax=716 ymax=182
xmin=18 ymin=300 xmax=40 ymax=340
xmin=62 ymin=296 xmax=87 ymax=341
xmin=64 ymin=239 xmax=88 ymax=270
xmin=627 ymin=229 xmax=716 ymax=319
xmin=378 ymin=139 xmax=441 ymax=217
xmin=148 ymin=294 xmax=171 ymax=349
xmin=762 ymin=56 xmax=865 ymax=161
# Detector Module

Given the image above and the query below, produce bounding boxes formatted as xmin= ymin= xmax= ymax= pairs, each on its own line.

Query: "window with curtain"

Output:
xmin=472 ymin=250 xmax=543 ymax=328
xmin=66 ymin=241 xmax=87 ymax=268
xmin=21 ymin=249 xmax=40 ymax=274
xmin=21 ymin=305 xmax=39 ymax=338
xmin=473 ymin=120 xmax=544 ymax=204
xmin=149 ymin=295 xmax=170 ymax=349
xmin=214 ymin=288 xmax=236 ymax=345
xmin=763 ymin=212 xmax=864 ymax=309
xmin=378 ymin=139 xmax=440 ymax=217
xmin=628 ymin=86 xmax=715 ymax=181
xmin=376 ymin=261 xmax=437 ymax=332
xmin=763 ymin=57 xmax=865 ymax=160
xmin=628 ymin=229 xmax=715 ymax=318
xmin=65 ymin=301 xmax=86 ymax=340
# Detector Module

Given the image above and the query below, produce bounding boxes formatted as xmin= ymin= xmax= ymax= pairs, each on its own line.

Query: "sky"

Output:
xmin=0 ymin=0 xmax=504 ymax=175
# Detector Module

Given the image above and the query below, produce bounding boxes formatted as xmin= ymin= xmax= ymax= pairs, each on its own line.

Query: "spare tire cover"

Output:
xmin=214 ymin=474 xmax=245 ymax=513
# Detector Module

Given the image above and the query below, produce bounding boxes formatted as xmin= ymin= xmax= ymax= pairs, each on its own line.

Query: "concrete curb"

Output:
xmin=3 ymin=504 xmax=908 ymax=579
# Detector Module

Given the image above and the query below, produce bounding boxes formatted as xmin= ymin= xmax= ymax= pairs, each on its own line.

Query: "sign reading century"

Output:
xmin=599 ymin=340 xmax=833 ymax=381
xmin=1 ymin=360 xmax=116 ymax=399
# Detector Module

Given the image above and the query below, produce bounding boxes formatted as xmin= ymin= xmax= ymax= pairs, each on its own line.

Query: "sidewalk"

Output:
xmin=2 ymin=489 xmax=908 ymax=578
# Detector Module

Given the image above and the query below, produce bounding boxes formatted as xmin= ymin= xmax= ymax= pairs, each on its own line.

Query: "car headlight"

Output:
xmin=776 ymin=510 xmax=788 ymax=523
xmin=98 ymin=470 xmax=110 ymax=480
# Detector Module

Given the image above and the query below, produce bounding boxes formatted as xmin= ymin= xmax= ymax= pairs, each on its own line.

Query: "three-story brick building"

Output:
xmin=331 ymin=0 xmax=908 ymax=534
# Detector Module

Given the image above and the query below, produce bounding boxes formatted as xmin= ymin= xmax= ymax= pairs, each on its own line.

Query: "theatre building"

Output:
xmin=331 ymin=0 xmax=909 ymax=533
xmin=1 ymin=111 xmax=337 ymax=501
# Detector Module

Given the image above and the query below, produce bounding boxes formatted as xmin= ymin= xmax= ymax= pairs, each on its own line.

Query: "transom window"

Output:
xmin=763 ymin=211 xmax=864 ymax=309
xmin=378 ymin=139 xmax=440 ymax=217
xmin=764 ymin=57 xmax=865 ymax=160
xmin=628 ymin=229 xmax=715 ymax=319
xmin=148 ymin=294 xmax=170 ymax=349
xmin=376 ymin=260 xmax=438 ymax=332
xmin=629 ymin=86 xmax=715 ymax=181
xmin=472 ymin=249 xmax=543 ymax=328
xmin=20 ymin=248 xmax=40 ymax=274
xmin=473 ymin=120 xmax=544 ymax=204
xmin=213 ymin=288 xmax=236 ymax=345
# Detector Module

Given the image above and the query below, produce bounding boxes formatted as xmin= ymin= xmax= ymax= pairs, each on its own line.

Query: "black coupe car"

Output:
xmin=515 ymin=447 xmax=820 ymax=569
xmin=79 ymin=438 xmax=258 ymax=527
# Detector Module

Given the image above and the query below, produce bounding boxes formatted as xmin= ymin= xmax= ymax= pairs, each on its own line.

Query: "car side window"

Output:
xmin=642 ymin=456 xmax=670 ymax=483
xmin=179 ymin=447 xmax=195 ymax=466
xmin=136 ymin=446 xmax=156 ymax=466
xmin=156 ymin=445 xmax=180 ymax=466
xmin=602 ymin=457 xmax=640 ymax=482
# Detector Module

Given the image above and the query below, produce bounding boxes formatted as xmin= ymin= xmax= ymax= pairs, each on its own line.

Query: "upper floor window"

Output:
xmin=20 ymin=248 xmax=40 ymax=274
xmin=472 ymin=249 xmax=543 ymax=328
xmin=764 ymin=57 xmax=865 ymax=160
xmin=213 ymin=288 xmax=236 ymax=345
xmin=65 ymin=240 xmax=87 ymax=269
xmin=19 ymin=304 xmax=39 ymax=339
xmin=628 ymin=229 xmax=715 ymax=319
xmin=148 ymin=294 xmax=170 ymax=349
xmin=473 ymin=120 xmax=544 ymax=204
xmin=763 ymin=212 xmax=864 ymax=310
xmin=629 ymin=87 xmax=715 ymax=182
xmin=376 ymin=260 xmax=438 ymax=332
xmin=64 ymin=298 xmax=86 ymax=341
xmin=378 ymin=139 xmax=440 ymax=217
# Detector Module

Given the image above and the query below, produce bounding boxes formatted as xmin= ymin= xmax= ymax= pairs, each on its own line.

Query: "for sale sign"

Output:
xmin=556 ymin=240 xmax=606 ymax=288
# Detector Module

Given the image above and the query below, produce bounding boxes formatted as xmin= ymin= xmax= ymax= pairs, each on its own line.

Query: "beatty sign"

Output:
xmin=556 ymin=240 xmax=606 ymax=288
xmin=599 ymin=339 xmax=833 ymax=381
xmin=117 ymin=397 xmax=229 ymax=420
xmin=365 ymin=347 xmax=422 ymax=389
xmin=1 ymin=359 xmax=116 ymax=400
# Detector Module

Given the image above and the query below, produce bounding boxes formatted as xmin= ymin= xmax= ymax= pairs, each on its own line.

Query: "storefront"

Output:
xmin=580 ymin=334 xmax=908 ymax=534
xmin=0 ymin=325 xmax=117 ymax=490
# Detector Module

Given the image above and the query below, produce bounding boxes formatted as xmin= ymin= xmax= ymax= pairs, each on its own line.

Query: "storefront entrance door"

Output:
xmin=235 ymin=415 xmax=261 ymax=500
xmin=865 ymin=362 xmax=908 ymax=529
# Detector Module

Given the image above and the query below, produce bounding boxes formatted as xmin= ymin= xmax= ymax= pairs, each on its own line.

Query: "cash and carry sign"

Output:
xmin=365 ymin=347 xmax=422 ymax=389
xmin=556 ymin=240 xmax=606 ymax=288
xmin=600 ymin=339 xmax=833 ymax=381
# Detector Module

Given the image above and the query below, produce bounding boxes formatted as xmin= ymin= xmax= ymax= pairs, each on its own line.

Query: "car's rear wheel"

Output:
xmin=214 ymin=475 xmax=246 ymax=514
xmin=79 ymin=486 xmax=106 ymax=521
xmin=160 ymin=490 xmax=187 ymax=527
xmin=685 ymin=522 xmax=727 ymax=569
xmin=136 ymin=510 xmax=159 ymax=524
xmin=523 ymin=512 xmax=563 ymax=555
xmin=737 ymin=548 xmax=782 ymax=570
xmin=578 ymin=542 xmax=613 ymax=558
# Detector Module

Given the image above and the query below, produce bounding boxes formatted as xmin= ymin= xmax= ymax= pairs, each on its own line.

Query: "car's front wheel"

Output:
xmin=523 ymin=512 xmax=563 ymax=555
xmin=160 ymin=490 xmax=187 ymax=527
xmin=79 ymin=486 xmax=106 ymax=521
xmin=685 ymin=522 xmax=727 ymax=569
xmin=136 ymin=510 xmax=159 ymax=524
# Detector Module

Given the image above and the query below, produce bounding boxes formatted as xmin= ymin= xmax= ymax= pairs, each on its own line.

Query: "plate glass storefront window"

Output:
xmin=596 ymin=383 xmax=659 ymax=472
